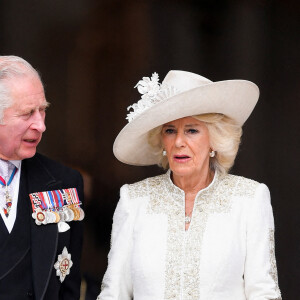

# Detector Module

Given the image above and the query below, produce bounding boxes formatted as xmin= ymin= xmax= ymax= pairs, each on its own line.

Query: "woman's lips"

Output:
xmin=173 ymin=154 xmax=191 ymax=163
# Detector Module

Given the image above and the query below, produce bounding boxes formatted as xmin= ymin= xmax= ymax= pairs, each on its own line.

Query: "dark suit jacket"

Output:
xmin=0 ymin=153 xmax=84 ymax=300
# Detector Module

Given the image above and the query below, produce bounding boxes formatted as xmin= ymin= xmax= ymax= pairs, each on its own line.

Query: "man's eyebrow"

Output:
xmin=42 ymin=101 xmax=51 ymax=108
xmin=16 ymin=101 xmax=50 ymax=113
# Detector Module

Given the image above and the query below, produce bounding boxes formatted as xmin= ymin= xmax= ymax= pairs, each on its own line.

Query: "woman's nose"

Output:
xmin=174 ymin=131 xmax=186 ymax=148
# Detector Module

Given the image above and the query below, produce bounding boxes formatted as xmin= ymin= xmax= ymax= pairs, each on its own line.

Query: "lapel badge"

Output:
xmin=54 ymin=247 xmax=73 ymax=282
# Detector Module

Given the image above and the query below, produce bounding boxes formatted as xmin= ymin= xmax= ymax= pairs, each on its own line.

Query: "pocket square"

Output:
xmin=58 ymin=221 xmax=70 ymax=233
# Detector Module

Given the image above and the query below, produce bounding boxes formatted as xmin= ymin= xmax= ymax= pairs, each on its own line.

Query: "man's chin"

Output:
xmin=17 ymin=149 xmax=37 ymax=160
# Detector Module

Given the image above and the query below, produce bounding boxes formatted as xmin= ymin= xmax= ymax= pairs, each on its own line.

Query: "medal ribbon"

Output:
xmin=0 ymin=166 xmax=18 ymax=187
xmin=68 ymin=188 xmax=80 ymax=205
xmin=0 ymin=166 xmax=18 ymax=217
xmin=47 ymin=191 xmax=56 ymax=210
xmin=29 ymin=188 xmax=81 ymax=210
xmin=55 ymin=190 xmax=64 ymax=208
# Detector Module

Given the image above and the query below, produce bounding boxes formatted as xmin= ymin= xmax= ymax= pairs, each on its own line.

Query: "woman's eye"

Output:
xmin=186 ymin=128 xmax=199 ymax=134
xmin=164 ymin=128 xmax=175 ymax=134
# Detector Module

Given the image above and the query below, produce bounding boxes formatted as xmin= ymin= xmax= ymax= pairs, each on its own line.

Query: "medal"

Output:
xmin=54 ymin=247 xmax=73 ymax=282
xmin=69 ymin=205 xmax=80 ymax=221
xmin=30 ymin=188 xmax=84 ymax=225
xmin=53 ymin=211 xmax=61 ymax=223
xmin=4 ymin=188 xmax=12 ymax=215
xmin=32 ymin=208 xmax=46 ymax=225
xmin=64 ymin=207 xmax=74 ymax=222
xmin=46 ymin=211 xmax=56 ymax=224
xmin=37 ymin=210 xmax=46 ymax=222
xmin=59 ymin=210 xmax=66 ymax=222
xmin=78 ymin=207 xmax=85 ymax=221
xmin=0 ymin=166 xmax=18 ymax=218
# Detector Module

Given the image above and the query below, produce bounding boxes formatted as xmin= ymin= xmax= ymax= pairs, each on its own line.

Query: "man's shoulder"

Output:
xmin=25 ymin=153 xmax=81 ymax=178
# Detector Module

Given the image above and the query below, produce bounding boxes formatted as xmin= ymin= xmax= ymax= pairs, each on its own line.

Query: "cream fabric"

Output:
xmin=98 ymin=171 xmax=281 ymax=300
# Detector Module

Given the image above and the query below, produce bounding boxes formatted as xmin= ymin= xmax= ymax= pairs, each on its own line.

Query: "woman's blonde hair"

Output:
xmin=147 ymin=113 xmax=242 ymax=175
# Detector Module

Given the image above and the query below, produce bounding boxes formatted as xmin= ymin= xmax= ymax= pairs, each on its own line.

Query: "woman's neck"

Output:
xmin=172 ymin=168 xmax=214 ymax=196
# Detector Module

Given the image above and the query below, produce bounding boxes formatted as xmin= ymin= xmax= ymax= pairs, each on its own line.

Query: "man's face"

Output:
xmin=0 ymin=75 xmax=48 ymax=160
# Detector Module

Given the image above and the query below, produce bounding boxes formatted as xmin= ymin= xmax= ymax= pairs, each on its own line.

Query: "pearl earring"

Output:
xmin=162 ymin=150 xmax=167 ymax=156
xmin=209 ymin=150 xmax=215 ymax=158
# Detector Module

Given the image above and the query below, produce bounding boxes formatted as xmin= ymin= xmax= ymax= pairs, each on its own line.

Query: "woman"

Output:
xmin=97 ymin=71 xmax=281 ymax=299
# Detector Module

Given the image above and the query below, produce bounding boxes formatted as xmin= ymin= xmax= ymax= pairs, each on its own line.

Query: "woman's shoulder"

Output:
xmin=121 ymin=172 xmax=167 ymax=199
xmin=219 ymin=173 xmax=267 ymax=198
xmin=222 ymin=173 xmax=260 ymax=186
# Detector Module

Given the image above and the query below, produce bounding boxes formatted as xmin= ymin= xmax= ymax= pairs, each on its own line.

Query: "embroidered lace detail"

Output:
xmin=269 ymin=229 xmax=282 ymax=299
xmin=127 ymin=179 xmax=148 ymax=199
xmin=127 ymin=171 xmax=261 ymax=299
xmin=126 ymin=72 xmax=180 ymax=122
xmin=147 ymin=174 xmax=184 ymax=299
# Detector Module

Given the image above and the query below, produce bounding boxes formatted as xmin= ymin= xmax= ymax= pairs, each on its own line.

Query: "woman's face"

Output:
xmin=162 ymin=116 xmax=211 ymax=179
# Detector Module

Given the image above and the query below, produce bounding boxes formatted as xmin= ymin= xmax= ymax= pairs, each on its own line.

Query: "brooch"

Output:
xmin=54 ymin=247 xmax=73 ymax=282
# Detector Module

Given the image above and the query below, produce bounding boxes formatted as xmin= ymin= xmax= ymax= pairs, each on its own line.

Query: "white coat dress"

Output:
xmin=98 ymin=170 xmax=281 ymax=300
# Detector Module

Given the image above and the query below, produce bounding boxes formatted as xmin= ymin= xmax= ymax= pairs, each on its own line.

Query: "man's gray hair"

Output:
xmin=0 ymin=55 xmax=42 ymax=123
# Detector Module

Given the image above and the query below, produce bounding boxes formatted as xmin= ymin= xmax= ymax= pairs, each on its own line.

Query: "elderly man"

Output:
xmin=0 ymin=56 xmax=84 ymax=299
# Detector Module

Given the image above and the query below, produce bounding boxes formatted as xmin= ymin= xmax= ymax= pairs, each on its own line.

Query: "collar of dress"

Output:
xmin=163 ymin=169 xmax=221 ymax=205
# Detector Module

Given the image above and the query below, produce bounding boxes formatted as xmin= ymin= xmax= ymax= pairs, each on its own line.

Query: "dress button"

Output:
xmin=27 ymin=291 xmax=33 ymax=297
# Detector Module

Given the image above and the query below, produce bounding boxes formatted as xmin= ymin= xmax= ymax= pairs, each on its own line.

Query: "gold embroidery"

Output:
xmin=269 ymin=229 xmax=282 ymax=299
xmin=127 ymin=179 xmax=148 ymax=199
xmin=182 ymin=175 xmax=258 ymax=299
xmin=147 ymin=174 xmax=184 ymax=299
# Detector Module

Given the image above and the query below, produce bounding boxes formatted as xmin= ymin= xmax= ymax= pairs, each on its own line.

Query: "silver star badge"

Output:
xmin=54 ymin=247 xmax=73 ymax=282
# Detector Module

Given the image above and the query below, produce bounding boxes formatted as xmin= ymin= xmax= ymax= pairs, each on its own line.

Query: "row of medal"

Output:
xmin=29 ymin=188 xmax=84 ymax=226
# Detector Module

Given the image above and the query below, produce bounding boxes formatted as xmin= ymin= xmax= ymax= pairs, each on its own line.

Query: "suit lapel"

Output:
xmin=0 ymin=169 xmax=30 ymax=279
xmin=23 ymin=156 xmax=61 ymax=300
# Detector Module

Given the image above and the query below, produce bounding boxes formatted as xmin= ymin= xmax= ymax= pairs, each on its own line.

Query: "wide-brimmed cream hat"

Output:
xmin=113 ymin=70 xmax=259 ymax=166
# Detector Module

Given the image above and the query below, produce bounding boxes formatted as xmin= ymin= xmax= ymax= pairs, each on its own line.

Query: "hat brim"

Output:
xmin=113 ymin=79 xmax=259 ymax=166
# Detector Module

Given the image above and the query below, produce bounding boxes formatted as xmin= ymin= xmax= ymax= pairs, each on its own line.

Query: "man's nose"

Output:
xmin=31 ymin=111 xmax=46 ymax=132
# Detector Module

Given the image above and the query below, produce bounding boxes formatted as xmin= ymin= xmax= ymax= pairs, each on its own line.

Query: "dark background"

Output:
xmin=1 ymin=0 xmax=299 ymax=299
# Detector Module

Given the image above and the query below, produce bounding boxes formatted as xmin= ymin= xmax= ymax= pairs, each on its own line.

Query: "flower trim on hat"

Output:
xmin=126 ymin=72 xmax=179 ymax=122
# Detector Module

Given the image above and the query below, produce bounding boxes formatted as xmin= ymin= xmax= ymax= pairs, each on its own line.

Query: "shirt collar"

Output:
xmin=9 ymin=160 xmax=22 ymax=169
